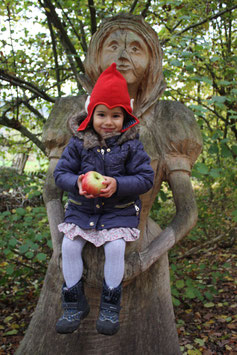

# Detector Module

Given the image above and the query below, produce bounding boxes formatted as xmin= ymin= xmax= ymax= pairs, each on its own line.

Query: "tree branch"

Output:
xmin=176 ymin=5 xmax=237 ymax=36
xmin=22 ymin=101 xmax=46 ymax=123
xmin=161 ymin=5 xmax=237 ymax=44
xmin=55 ymin=0 xmax=88 ymax=53
xmin=2 ymin=95 xmax=37 ymax=117
xmin=141 ymin=0 xmax=151 ymax=18
xmin=7 ymin=5 xmax=20 ymax=121
xmin=176 ymin=234 xmax=223 ymax=260
xmin=172 ymin=87 xmax=228 ymax=124
xmin=88 ymin=0 xmax=97 ymax=34
xmin=0 ymin=69 xmax=55 ymax=103
xmin=78 ymin=11 xmax=88 ymax=53
xmin=129 ymin=0 xmax=139 ymax=14
xmin=46 ymin=15 xmax=61 ymax=97
xmin=0 ymin=115 xmax=46 ymax=154
xmin=38 ymin=0 xmax=85 ymax=87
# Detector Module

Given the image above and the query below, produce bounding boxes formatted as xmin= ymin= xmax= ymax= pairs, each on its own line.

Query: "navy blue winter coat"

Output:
xmin=54 ymin=117 xmax=154 ymax=231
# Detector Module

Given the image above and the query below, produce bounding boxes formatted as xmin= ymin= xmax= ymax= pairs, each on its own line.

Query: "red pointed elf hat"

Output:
xmin=77 ymin=63 xmax=139 ymax=132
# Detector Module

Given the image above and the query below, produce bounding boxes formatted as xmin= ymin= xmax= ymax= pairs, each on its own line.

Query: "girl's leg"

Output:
xmin=103 ymin=238 xmax=126 ymax=288
xmin=96 ymin=239 xmax=126 ymax=335
xmin=56 ymin=236 xmax=89 ymax=334
xmin=62 ymin=236 xmax=87 ymax=288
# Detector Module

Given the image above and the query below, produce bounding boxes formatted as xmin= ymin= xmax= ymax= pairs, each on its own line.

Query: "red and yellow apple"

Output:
xmin=81 ymin=171 xmax=106 ymax=195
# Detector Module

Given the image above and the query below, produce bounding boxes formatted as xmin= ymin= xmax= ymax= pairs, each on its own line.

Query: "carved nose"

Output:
xmin=118 ymin=48 xmax=129 ymax=60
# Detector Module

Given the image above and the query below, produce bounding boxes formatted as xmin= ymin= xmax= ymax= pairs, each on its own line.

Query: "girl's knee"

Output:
xmin=62 ymin=236 xmax=86 ymax=256
xmin=104 ymin=239 xmax=126 ymax=258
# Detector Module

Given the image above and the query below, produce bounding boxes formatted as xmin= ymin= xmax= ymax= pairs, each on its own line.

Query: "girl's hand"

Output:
xmin=99 ymin=176 xmax=117 ymax=198
xmin=77 ymin=175 xmax=95 ymax=199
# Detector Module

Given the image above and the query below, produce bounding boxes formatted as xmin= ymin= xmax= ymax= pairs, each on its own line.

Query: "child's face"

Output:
xmin=93 ymin=105 xmax=124 ymax=136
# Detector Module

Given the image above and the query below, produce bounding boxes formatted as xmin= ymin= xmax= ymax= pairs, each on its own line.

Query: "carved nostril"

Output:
xmin=118 ymin=49 xmax=129 ymax=59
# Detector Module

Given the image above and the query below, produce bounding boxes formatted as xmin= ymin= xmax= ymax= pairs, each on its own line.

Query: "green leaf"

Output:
xmin=218 ymin=80 xmax=232 ymax=86
xmin=4 ymin=249 xmax=12 ymax=256
xmin=170 ymin=59 xmax=182 ymax=67
xmin=192 ymin=76 xmax=212 ymax=85
xmin=209 ymin=169 xmax=221 ymax=178
xmin=172 ymin=287 xmax=180 ymax=297
xmin=9 ymin=238 xmax=18 ymax=247
xmin=194 ymin=338 xmax=205 ymax=346
xmin=185 ymin=64 xmax=194 ymax=72
xmin=172 ymin=297 xmax=181 ymax=306
xmin=185 ymin=287 xmax=196 ymax=299
xmin=212 ymin=96 xmax=227 ymax=103
xmin=221 ymin=145 xmax=232 ymax=158
xmin=19 ymin=244 xmax=29 ymax=254
xmin=2 ymin=211 xmax=11 ymax=217
xmin=47 ymin=240 xmax=53 ymax=249
xmin=35 ymin=234 xmax=43 ymax=241
xmin=15 ymin=208 xmax=26 ymax=216
xmin=176 ymin=280 xmax=185 ymax=289
xmin=232 ymin=210 xmax=237 ymax=222
xmin=6 ymin=265 xmax=15 ymax=275
xmin=204 ymin=302 xmax=215 ymax=308
xmin=4 ymin=329 xmax=18 ymax=336
xmin=159 ymin=190 xmax=167 ymax=202
xmin=195 ymin=163 xmax=209 ymax=175
xmin=190 ymin=104 xmax=207 ymax=113
xmin=204 ymin=291 xmax=214 ymax=300
xmin=25 ymin=251 xmax=34 ymax=259
xmin=36 ymin=253 xmax=47 ymax=261
xmin=210 ymin=56 xmax=219 ymax=62
xmin=171 ymin=264 xmax=177 ymax=271
xmin=181 ymin=51 xmax=193 ymax=58
xmin=208 ymin=143 xmax=219 ymax=154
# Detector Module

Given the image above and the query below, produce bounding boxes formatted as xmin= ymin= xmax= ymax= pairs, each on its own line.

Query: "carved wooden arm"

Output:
xmin=124 ymin=171 xmax=198 ymax=281
xmin=43 ymin=159 xmax=64 ymax=262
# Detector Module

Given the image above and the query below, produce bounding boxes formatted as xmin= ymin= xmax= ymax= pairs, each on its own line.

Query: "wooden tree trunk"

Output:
xmin=13 ymin=153 xmax=29 ymax=174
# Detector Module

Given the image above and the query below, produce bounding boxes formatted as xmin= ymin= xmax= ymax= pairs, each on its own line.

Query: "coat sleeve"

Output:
xmin=53 ymin=137 xmax=82 ymax=194
xmin=115 ymin=140 xmax=154 ymax=196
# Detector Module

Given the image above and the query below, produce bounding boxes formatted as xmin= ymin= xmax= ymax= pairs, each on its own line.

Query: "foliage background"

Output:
xmin=0 ymin=0 xmax=236 ymax=354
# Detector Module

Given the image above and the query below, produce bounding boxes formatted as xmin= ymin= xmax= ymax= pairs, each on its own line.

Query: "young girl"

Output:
xmin=53 ymin=63 xmax=154 ymax=336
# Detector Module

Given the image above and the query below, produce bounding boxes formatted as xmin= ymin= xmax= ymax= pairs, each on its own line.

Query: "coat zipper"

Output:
xmin=101 ymin=148 xmax=105 ymax=160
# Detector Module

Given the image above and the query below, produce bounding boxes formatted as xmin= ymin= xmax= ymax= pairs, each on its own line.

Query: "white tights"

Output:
xmin=62 ymin=236 xmax=126 ymax=289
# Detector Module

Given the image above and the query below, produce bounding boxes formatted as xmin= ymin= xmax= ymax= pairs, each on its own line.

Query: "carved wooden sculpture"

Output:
xmin=16 ymin=14 xmax=202 ymax=355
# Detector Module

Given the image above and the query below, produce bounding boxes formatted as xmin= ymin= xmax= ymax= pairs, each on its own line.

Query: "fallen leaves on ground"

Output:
xmin=175 ymin=245 xmax=237 ymax=354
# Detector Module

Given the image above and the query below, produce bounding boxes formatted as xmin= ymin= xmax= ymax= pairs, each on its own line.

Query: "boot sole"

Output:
xmin=96 ymin=320 xmax=120 ymax=336
xmin=56 ymin=306 xmax=90 ymax=334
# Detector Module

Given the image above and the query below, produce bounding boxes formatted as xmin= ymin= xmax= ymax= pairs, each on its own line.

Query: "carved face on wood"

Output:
xmin=100 ymin=30 xmax=149 ymax=88
xmin=84 ymin=14 xmax=166 ymax=116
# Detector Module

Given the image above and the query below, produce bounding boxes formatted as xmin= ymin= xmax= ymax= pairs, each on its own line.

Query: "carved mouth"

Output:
xmin=117 ymin=65 xmax=131 ymax=71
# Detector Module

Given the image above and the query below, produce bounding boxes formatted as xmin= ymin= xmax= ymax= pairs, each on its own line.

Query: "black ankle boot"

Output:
xmin=56 ymin=279 xmax=90 ymax=334
xmin=96 ymin=280 xmax=122 ymax=336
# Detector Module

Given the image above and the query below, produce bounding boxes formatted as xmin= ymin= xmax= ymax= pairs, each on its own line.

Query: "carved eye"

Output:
xmin=130 ymin=46 xmax=139 ymax=53
xmin=111 ymin=45 xmax=118 ymax=51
